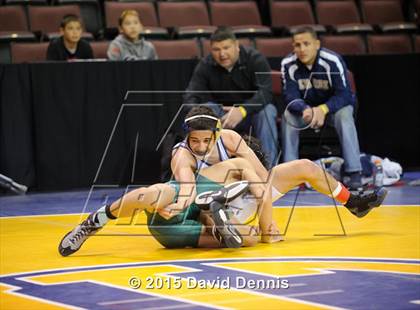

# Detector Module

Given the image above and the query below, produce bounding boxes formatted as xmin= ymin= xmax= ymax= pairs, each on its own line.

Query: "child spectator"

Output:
xmin=107 ymin=10 xmax=157 ymax=61
xmin=46 ymin=14 xmax=93 ymax=61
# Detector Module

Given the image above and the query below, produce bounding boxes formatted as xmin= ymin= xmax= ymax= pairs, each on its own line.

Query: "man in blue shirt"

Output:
xmin=281 ymin=27 xmax=362 ymax=190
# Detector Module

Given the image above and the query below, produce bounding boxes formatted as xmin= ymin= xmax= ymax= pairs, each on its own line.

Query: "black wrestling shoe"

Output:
xmin=210 ymin=200 xmax=243 ymax=248
xmin=345 ymin=187 xmax=388 ymax=218
xmin=195 ymin=181 xmax=249 ymax=210
xmin=195 ymin=181 xmax=247 ymax=248
xmin=58 ymin=213 xmax=101 ymax=257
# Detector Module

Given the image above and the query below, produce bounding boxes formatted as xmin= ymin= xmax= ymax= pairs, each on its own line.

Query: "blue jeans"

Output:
xmin=281 ymin=105 xmax=362 ymax=173
xmin=205 ymin=103 xmax=279 ymax=168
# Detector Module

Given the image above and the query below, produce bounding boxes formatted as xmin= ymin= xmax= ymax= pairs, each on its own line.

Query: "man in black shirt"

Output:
xmin=184 ymin=27 xmax=278 ymax=167
xmin=46 ymin=14 xmax=93 ymax=61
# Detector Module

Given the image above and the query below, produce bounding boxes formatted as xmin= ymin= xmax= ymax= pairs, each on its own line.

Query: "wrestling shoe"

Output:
xmin=58 ymin=213 xmax=101 ymax=256
xmin=195 ymin=181 xmax=248 ymax=248
xmin=345 ymin=187 xmax=388 ymax=218
xmin=195 ymin=180 xmax=249 ymax=210
xmin=210 ymin=200 xmax=243 ymax=248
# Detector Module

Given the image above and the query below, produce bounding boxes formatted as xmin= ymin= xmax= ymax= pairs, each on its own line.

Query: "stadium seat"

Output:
xmin=90 ymin=41 xmax=110 ymax=59
xmin=415 ymin=35 xmax=420 ymax=52
xmin=158 ymin=1 xmax=216 ymax=38
xmin=209 ymin=1 xmax=271 ymax=37
xmin=367 ymin=34 xmax=413 ymax=54
xmin=0 ymin=32 xmax=36 ymax=43
xmin=255 ymin=38 xmax=293 ymax=57
xmin=270 ymin=69 xmax=283 ymax=113
xmin=270 ymin=1 xmax=326 ymax=35
xmin=347 ymin=70 xmax=357 ymax=96
xmin=321 ymin=35 xmax=367 ymax=55
xmin=271 ymin=69 xmax=282 ymax=97
xmin=0 ymin=6 xmax=37 ymax=64
xmin=150 ymin=39 xmax=201 ymax=59
xmin=116 ymin=0 xmax=156 ymax=2
xmin=3 ymin=0 xmax=47 ymax=5
xmin=53 ymin=0 xmax=103 ymax=35
xmin=316 ymin=1 xmax=373 ymax=34
xmin=104 ymin=2 xmax=168 ymax=39
xmin=0 ymin=6 xmax=36 ymax=48
xmin=10 ymin=42 xmax=49 ymax=63
xmin=416 ymin=0 xmax=420 ymax=24
xmin=361 ymin=0 xmax=417 ymax=32
xmin=28 ymin=5 xmax=94 ymax=39
xmin=201 ymin=37 xmax=253 ymax=57
xmin=0 ymin=6 xmax=30 ymax=32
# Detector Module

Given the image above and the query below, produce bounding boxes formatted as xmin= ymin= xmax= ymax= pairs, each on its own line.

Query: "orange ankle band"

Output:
xmin=333 ymin=182 xmax=351 ymax=204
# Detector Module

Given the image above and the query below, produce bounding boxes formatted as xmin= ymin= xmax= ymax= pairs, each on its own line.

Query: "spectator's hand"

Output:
xmin=302 ymin=107 xmax=313 ymax=124
xmin=157 ymin=201 xmax=184 ymax=220
xmin=310 ymin=106 xmax=326 ymax=129
xmin=221 ymin=106 xmax=243 ymax=129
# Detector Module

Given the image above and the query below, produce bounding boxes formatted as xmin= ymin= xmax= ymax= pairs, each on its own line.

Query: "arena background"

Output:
xmin=0 ymin=55 xmax=419 ymax=190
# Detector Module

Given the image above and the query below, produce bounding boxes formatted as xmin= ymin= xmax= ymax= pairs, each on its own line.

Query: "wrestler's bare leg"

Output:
xmin=268 ymin=159 xmax=339 ymax=196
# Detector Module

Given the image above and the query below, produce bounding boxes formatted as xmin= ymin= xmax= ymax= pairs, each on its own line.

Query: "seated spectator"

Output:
xmin=281 ymin=26 xmax=362 ymax=190
xmin=107 ymin=10 xmax=157 ymax=61
xmin=46 ymin=14 xmax=93 ymax=61
xmin=184 ymin=27 xmax=278 ymax=168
